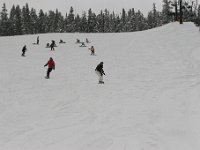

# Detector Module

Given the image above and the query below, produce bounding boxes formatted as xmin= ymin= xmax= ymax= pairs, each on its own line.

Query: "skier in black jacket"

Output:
xmin=95 ymin=62 xmax=105 ymax=84
xmin=37 ymin=36 xmax=39 ymax=44
xmin=21 ymin=45 xmax=27 ymax=56
xmin=50 ymin=40 xmax=55 ymax=50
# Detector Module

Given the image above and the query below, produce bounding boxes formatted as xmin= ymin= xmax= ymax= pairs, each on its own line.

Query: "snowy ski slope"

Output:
xmin=1 ymin=22 xmax=200 ymax=150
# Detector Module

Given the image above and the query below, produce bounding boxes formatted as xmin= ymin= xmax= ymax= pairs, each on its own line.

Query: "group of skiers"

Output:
xmin=76 ymin=38 xmax=104 ymax=83
xmin=21 ymin=36 xmax=105 ymax=84
xmin=77 ymin=38 xmax=95 ymax=55
xmin=77 ymin=39 xmax=104 ymax=83
xmin=76 ymin=38 xmax=89 ymax=44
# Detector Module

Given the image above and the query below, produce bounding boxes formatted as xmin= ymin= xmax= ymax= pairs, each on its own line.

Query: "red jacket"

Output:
xmin=45 ymin=59 xmax=55 ymax=69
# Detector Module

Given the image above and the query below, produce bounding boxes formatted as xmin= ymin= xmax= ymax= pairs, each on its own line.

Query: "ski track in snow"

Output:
xmin=0 ymin=22 xmax=200 ymax=150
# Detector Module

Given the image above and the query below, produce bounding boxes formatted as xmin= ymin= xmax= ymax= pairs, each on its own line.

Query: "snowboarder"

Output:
xmin=37 ymin=36 xmax=39 ymax=44
xmin=76 ymin=39 xmax=80 ymax=43
xmin=44 ymin=57 xmax=55 ymax=79
xmin=46 ymin=43 xmax=50 ymax=48
xmin=21 ymin=45 xmax=27 ymax=56
xmin=95 ymin=62 xmax=105 ymax=84
xmin=86 ymin=38 xmax=89 ymax=43
xmin=59 ymin=39 xmax=66 ymax=44
xmin=88 ymin=46 xmax=95 ymax=55
xmin=50 ymin=40 xmax=55 ymax=50
xmin=80 ymin=42 xmax=86 ymax=47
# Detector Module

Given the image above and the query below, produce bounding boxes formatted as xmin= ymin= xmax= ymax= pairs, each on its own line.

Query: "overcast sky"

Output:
xmin=0 ymin=0 xmax=163 ymax=16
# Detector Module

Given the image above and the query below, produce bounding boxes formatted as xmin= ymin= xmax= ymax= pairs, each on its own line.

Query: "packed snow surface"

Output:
xmin=1 ymin=22 xmax=200 ymax=150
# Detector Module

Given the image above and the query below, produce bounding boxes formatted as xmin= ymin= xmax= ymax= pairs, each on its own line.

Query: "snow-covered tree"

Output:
xmin=0 ymin=3 xmax=9 ymax=36
xmin=67 ymin=6 xmax=75 ymax=32
xmin=87 ymin=8 xmax=96 ymax=32
xmin=74 ymin=14 xmax=81 ymax=32
xmin=96 ymin=10 xmax=104 ymax=32
xmin=21 ymin=3 xmax=31 ymax=34
xmin=162 ymin=0 xmax=173 ymax=24
xmin=7 ymin=5 xmax=16 ymax=35
xmin=15 ymin=5 xmax=23 ymax=35
xmin=30 ymin=8 xmax=38 ymax=34
xmin=38 ymin=9 xmax=46 ymax=33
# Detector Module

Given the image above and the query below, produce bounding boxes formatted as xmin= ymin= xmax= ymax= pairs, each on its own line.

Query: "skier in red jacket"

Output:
xmin=44 ymin=57 xmax=55 ymax=79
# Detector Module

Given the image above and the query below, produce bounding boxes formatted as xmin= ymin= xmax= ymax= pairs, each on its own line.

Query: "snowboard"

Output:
xmin=98 ymin=81 xmax=104 ymax=84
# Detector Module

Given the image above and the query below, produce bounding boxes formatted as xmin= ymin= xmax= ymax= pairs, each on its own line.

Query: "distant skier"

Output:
xmin=95 ymin=62 xmax=105 ymax=84
xmin=76 ymin=39 xmax=80 ymax=43
xmin=86 ymin=38 xmax=89 ymax=43
xmin=88 ymin=46 xmax=95 ymax=55
xmin=80 ymin=42 xmax=86 ymax=47
xmin=46 ymin=43 xmax=50 ymax=48
xmin=44 ymin=57 xmax=55 ymax=79
xmin=59 ymin=39 xmax=66 ymax=44
xmin=21 ymin=45 xmax=27 ymax=56
xmin=37 ymin=36 xmax=39 ymax=44
xmin=50 ymin=40 xmax=55 ymax=50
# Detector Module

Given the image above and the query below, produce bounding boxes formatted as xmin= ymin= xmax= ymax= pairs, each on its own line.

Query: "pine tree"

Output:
xmin=198 ymin=5 xmax=200 ymax=26
xmin=96 ymin=10 xmax=104 ymax=32
xmin=87 ymin=8 xmax=96 ymax=32
xmin=103 ymin=9 xmax=111 ymax=32
xmin=128 ymin=8 xmax=136 ymax=32
xmin=121 ymin=8 xmax=127 ymax=31
xmin=162 ymin=0 xmax=173 ymax=24
xmin=47 ymin=10 xmax=55 ymax=32
xmin=109 ymin=12 xmax=117 ymax=32
xmin=115 ymin=15 xmax=122 ymax=32
xmin=21 ymin=3 xmax=31 ymax=34
xmin=152 ymin=3 xmax=157 ymax=27
xmin=15 ymin=5 xmax=23 ymax=35
xmin=57 ymin=12 xmax=65 ymax=32
xmin=134 ymin=10 xmax=147 ymax=31
xmin=0 ymin=3 xmax=9 ymax=36
xmin=38 ymin=9 xmax=46 ymax=33
xmin=147 ymin=3 xmax=160 ymax=29
xmin=67 ymin=6 xmax=75 ymax=32
xmin=7 ymin=5 xmax=16 ymax=35
xmin=74 ymin=14 xmax=81 ymax=32
xmin=80 ymin=12 xmax=88 ymax=32
xmin=30 ymin=8 xmax=38 ymax=34
xmin=64 ymin=13 xmax=68 ymax=32
xmin=53 ymin=9 xmax=64 ymax=32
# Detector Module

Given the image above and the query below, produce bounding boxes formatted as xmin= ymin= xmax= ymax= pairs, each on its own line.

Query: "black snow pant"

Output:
xmin=47 ymin=68 xmax=53 ymax=78
xmin=50 ymin=46 xmax=54 ymax=50
xmin=21 ymin=51 xmax=25 ymax=56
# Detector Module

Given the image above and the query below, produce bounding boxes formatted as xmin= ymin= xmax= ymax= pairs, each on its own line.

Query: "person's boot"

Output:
xmin=45 ymin=76 xmax=49 ymax=79
xmin=99 ymin=81 xmax=104 ymax=84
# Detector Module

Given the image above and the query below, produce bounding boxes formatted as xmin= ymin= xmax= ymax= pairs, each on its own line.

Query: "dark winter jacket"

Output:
xmin=22 ymin=46 xmax=27 ymax=52
xmin=50 ymin=43 xmax=54 ymax=48
xmin=95 ymin=63 xmax=105 ymax=75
